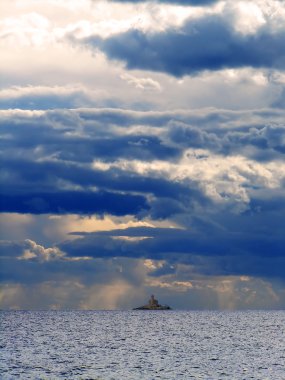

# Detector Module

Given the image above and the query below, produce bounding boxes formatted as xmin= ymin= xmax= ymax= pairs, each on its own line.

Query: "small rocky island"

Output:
xmin=133 ymin=295 xmax=172 ymax=310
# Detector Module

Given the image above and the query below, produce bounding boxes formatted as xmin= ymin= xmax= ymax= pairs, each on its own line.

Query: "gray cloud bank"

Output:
xmin=62 ymin=225 xmax=285 ymax=278
xmin=78 ymin=15 xmax=285 ymax=76
xmin=1 ymin=108 xmax=284 ymax=216
xmin=1 ymin=107 xmax=285 ymax=286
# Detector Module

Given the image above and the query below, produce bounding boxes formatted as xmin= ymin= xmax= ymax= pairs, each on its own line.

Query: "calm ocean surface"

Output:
xmin=1 ymin=310 xmax=284 ymax=380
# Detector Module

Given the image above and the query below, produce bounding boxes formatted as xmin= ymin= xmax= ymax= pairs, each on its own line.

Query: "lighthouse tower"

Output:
xmin=149 ymin=295 xmax=159 ymax=308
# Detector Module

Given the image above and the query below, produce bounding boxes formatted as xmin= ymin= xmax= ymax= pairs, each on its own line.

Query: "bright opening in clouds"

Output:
xmin=0 ymin=0 xmax=285 ymax=310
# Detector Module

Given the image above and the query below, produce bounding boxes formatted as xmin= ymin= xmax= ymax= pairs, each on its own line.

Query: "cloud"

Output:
xmin=1 ymin=237 xmax=284 ymax=309
xmin=0 ymin=238 xmax=150 ymax=292
xmin=0 ymin=1 xmax=217 ymax=47
xmin=0 ymin=190 xmax=149 ymax=216
xmin=0 ymin=108 xmax=285 ymax=307
xmin=1 ymin=108 xmax=285 ymax=221
xmin=1 ymin=1 xmax=284 ymax=114
xmin=120 ymin=73 xmax=161 ymax=91
xmin=1 ymin=1 xmax=285 ymax=311
xmin=0 ymin=280 xmax=143 ymax=310
xmin=20 ymin=239 xmax=65 ymax=262
xmin=110 ymin=0 xmax=218 ymax=4
xmin=0 ymin=212 xmax=155 ymax=248
xmin=80 ymin=14 xmax=285 ymax=76
xmin=0 ymin=85 xmax=103 ymax=110
xmin=0 ymin=12 xmax=52 ymax=47
xmin=60 ymin=220 xmax=285 ymax=280
xmin=272 ymin=87 xmax=285 ymax=109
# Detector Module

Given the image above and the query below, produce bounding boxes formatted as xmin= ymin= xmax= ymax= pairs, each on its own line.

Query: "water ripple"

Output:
xmin=1 ymin=310 xmax=285 ymax=379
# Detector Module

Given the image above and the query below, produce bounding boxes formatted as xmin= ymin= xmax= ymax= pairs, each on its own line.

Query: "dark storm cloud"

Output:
xmin=1 ymin=108 xmax=285 ymax=218
xmin=61 ymin=218 xmax=285 ymax=279
xmin=0 ymin=157 xmax=178 ymax=196
xmin=0 ymin=191 xmax=148 ymax=216
xmin=1 ymin=107 xmax=285 ymax=287
xmin=81 ymin=16 xmax=285 ymax=76
xmin=67 ymin=223 xmax=285 ymax=260
xmin=0 ymin=154 xmax=208 ymax=217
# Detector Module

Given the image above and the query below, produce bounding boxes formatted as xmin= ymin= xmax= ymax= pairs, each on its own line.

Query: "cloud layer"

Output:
xmin=80 ymin=14 xmax=285 ymax=76
xmin=1 ymin=108 xmax=284 ymax=300
xmin=1 ymin=0 xmax=285 ymax=309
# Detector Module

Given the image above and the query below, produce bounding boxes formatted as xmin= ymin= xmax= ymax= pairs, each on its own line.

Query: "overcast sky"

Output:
xmin=1 ymin=0 xmax=285 ymax=310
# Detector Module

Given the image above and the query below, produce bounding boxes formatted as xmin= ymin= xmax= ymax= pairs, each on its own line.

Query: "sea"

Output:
xmin=1 ymin=310 xmax=284 ymax=380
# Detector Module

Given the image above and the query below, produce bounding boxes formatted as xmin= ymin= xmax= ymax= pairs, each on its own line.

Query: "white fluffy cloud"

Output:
xmin=20 ymin=239 xmax=66 ymax=262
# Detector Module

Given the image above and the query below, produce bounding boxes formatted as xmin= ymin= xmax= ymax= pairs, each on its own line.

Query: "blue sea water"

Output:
xmin=1 ymin=310 xmax=285 ymax=379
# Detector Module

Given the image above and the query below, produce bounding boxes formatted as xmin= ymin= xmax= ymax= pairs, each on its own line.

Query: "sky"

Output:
xmin=0 ymin=0 xmax=285 ymax=310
